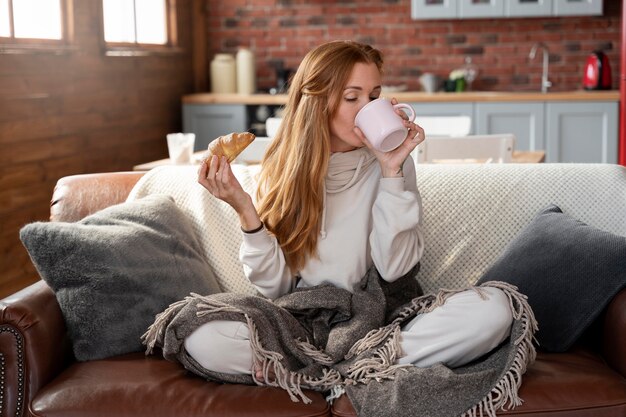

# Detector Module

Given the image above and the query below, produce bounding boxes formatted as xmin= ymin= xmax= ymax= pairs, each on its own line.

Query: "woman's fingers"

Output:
xmin=207 ymin=155 xmax=219 ymax=180
xmin=197 ymin=155 xmax=223 ymax=195
xmin=214 ymin=156 xmax=229 ymax=189
xmin=197 ymin=157 xmax=209 ymax=182
xmin=403 ymin=119 xmax=425 ymax=144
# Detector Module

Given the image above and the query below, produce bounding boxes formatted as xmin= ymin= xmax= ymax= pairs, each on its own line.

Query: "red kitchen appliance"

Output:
xmin=583 ymin=51 xmax=612 ymax=90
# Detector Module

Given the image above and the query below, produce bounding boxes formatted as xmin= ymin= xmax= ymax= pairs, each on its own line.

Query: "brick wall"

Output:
xmin=205 ymin=0 xmax=622 ymax=92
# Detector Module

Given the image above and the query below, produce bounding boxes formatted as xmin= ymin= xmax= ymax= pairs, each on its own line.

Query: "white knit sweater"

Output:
xmin=240 ymin=148 xmax=425 ymax=300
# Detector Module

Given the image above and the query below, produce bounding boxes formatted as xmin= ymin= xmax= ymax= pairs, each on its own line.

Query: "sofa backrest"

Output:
xmin=127 ymin=164 xmax=259 ymax=295
xmin=128 ymin=163 xmax=626 ymax=295
xmin=415 ymin=163 xmax=626 ymax=293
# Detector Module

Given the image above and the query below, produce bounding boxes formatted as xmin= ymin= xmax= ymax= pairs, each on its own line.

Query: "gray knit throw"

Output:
xmin=143 ymin=265 xmax=537 ymax=417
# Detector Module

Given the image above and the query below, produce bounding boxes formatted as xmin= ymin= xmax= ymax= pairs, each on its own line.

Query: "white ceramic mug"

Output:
xmin=355 ymin=98 xmax=416 ymax=152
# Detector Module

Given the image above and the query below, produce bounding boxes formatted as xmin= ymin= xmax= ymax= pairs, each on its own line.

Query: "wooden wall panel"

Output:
xmin=0 ymin=0 xmax=195 ymax=297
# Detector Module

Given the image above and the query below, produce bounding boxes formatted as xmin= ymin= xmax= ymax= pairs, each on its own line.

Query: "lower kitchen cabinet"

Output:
xmin=410 ymin=102 xmax=475 ymax=135
xmin=546 ymin=102 xmax=618 ymax=163
xmin=476 ymin=101 xmax=618 ymax=163
xmin=182 ymin=99 xmax=619 ymax=164
xmin=475 ymin=102 xmax=545 ymax=152
xmin=183 ymin=104 xmax=247 ymax=151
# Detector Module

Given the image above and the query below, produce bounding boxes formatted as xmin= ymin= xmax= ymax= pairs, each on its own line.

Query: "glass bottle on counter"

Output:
xmin=462 ymin=56 xmax=478 ymax=91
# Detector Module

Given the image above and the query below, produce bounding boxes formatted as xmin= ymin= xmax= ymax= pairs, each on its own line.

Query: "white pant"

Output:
xmin=184 ymin=287 xmax=512 ymax=374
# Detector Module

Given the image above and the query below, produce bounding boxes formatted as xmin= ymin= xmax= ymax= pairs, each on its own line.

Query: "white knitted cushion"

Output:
xmin=128 ymin=165 xmax=260 ymax=295
xmin=415 ymin=163 xmax=626 ymax=294
xmin=128 ymin=163 xmax=626 ymax=297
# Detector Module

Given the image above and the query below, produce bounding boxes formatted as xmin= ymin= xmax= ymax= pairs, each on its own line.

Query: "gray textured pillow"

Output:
xmin=477 ymin=204 xmax=626 ymax=352
xmin=20 ymin=194 xmax=221 ymax=361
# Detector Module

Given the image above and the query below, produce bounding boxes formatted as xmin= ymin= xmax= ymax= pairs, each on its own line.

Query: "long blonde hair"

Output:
xmin=256 ymin=40 xmax=384 ymax=272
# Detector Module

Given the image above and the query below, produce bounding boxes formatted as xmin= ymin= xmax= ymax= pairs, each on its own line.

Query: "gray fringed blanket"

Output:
xmin=143 ymin=266 xmax=537 ymax=417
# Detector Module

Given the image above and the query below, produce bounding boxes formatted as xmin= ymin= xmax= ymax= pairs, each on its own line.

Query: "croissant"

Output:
xmin=207 ymin=132 xmax=256 ymax=163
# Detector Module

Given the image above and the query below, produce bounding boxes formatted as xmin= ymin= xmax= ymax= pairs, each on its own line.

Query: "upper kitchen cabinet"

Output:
xmin=410 ymin=0 xmax=456 ymax=19
xmin=506 ymin=0 xmax=552 ymax=17
xmin=460 ymin=0 xmax=503 ymax=18
xmin=553 ymin=0 xmax=603 ymax=16
xmin=410 ymin=0 xmax=504 ymax=19
xmin=411 ymin=0 xmax=603 ymax=19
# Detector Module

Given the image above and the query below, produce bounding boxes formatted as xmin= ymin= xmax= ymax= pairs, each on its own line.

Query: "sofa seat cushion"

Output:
xmin=331 ymin=347 xmax=626 ymax=417
xmin=31 ymin=353 xmax=331 ymax=417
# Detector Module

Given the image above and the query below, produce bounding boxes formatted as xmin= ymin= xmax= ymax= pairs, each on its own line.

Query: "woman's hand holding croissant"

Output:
xmin=197 ymin=155 xmax=262 ymax=232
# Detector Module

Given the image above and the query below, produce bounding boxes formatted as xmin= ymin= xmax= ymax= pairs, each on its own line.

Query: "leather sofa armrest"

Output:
xmin=602 ymin=287 xmax=626 ymax=378
xmin=0 ymin=280 xmax=71 ymax=417
xmin=50 ymin=171 xmax=145 ymax=222
xmin=0 ymin=171 xmax=146 ymax=416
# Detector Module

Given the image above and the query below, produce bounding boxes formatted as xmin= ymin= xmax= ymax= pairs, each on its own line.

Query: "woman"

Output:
xmin=188 ymin=40 xmax=512 ymax=378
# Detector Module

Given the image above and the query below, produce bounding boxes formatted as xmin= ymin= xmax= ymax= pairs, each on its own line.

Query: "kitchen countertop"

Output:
xmin=183 ymin=90 xmax=620 ymax=105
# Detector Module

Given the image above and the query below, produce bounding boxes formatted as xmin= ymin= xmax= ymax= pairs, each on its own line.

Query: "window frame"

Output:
xmin=0 ymin=0 xmax=75 ymax=54
xmin=100 ymin=0 xmax=181 ymax=57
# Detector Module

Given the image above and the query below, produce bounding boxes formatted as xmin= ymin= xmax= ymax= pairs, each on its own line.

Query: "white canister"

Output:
xmin=236 ymin=48 xmax=256 ymax=94
xmin=210 ymin=53 xmax=236 ymax=94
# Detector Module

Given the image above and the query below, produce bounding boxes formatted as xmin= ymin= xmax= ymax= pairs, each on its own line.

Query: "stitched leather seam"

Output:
xmin=0 ymin=325 xmax=25 ymax=417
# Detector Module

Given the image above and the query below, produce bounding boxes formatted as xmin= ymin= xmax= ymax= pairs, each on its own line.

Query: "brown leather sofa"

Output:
xmin=2 ymin=171 xmax=626 ymax=417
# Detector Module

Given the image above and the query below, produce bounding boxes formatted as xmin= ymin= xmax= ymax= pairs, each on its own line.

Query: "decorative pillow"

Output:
xmin=477 ymin=204 xmax=626 ymax=352
xmin=20 ymin=194 xmax=221 ymax=361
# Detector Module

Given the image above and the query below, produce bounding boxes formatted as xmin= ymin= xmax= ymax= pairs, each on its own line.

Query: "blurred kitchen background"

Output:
xmin=204 ymin=0 xmax=620 ymax=93
xmin=0 ymin=0 xmax=622 ymax=296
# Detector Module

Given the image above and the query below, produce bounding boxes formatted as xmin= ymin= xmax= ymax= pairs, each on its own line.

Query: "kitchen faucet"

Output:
xmin=529 ymin=42 xmax=552 ymax=93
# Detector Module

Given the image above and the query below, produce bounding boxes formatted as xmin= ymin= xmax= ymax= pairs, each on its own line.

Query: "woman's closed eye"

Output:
xmin=344 ymin=95 xmax=379 ymax=103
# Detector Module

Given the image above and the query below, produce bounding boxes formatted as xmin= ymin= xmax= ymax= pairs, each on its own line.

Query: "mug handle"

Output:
xmin=393 ymin=103 xmax=416 ymax=122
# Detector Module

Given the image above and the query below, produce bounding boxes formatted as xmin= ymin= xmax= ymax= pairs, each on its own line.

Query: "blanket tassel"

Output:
xmin=461 ymin=281 xmax=538 ymax=417
xmin=246 ymin=315 xmax=343 ymax=404
xmin=142 ymin=295 xmax=196 ymax=354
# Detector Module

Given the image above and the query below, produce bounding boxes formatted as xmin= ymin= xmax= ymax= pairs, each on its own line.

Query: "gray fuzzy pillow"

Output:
xmin=478 ymin=204 xmax=626 ymax=352
xmin=20 ymin=194 xmax=221 ymax=361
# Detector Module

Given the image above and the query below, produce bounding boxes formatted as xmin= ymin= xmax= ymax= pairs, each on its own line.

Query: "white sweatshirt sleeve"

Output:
xmin=239 ymin=229 xmax=295 ymax=300
xmin=370 ymin=158 xmax=425 ymax=282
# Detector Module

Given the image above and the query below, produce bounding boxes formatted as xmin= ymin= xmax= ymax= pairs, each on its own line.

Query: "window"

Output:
xmin=102 ymin=0 xmax=178 ymax=55
xmin=0 ymin=0 xmax=72 ymax=50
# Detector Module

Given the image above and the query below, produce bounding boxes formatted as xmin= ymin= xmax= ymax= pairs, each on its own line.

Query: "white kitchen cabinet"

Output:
xmin=554 ymin=0 xmax=603 ymax=16
xmin=476 ymin=101 xmax=617 ymax=163
xmin=475 ymin=102 xmax=545 ymax=152
xmin=545 ymin=102 xmax=618 ymax=163
xmin=410 ymin=102 xmax=476 ymax=134
xmin=459 ymin=0 xmax=503 ymax=18
xmin=182 ymin=98 xmax=618 ymax=164
xmin=183 ymin=104 xmax=247 ymax=151
xmin=506 ymin=0 xmax=552 ymax=17
xmin=411 ymin=0 xmax=602 ymax=19
xmin=410 ymin=0 xmax=456 ymax=20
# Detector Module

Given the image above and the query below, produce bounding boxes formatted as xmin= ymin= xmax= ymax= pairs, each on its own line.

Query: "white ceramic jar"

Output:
xmin=236 ymin=48 xmax=256 ymax=95
xmin=210 ymin=53 xmax=236 ymax=94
